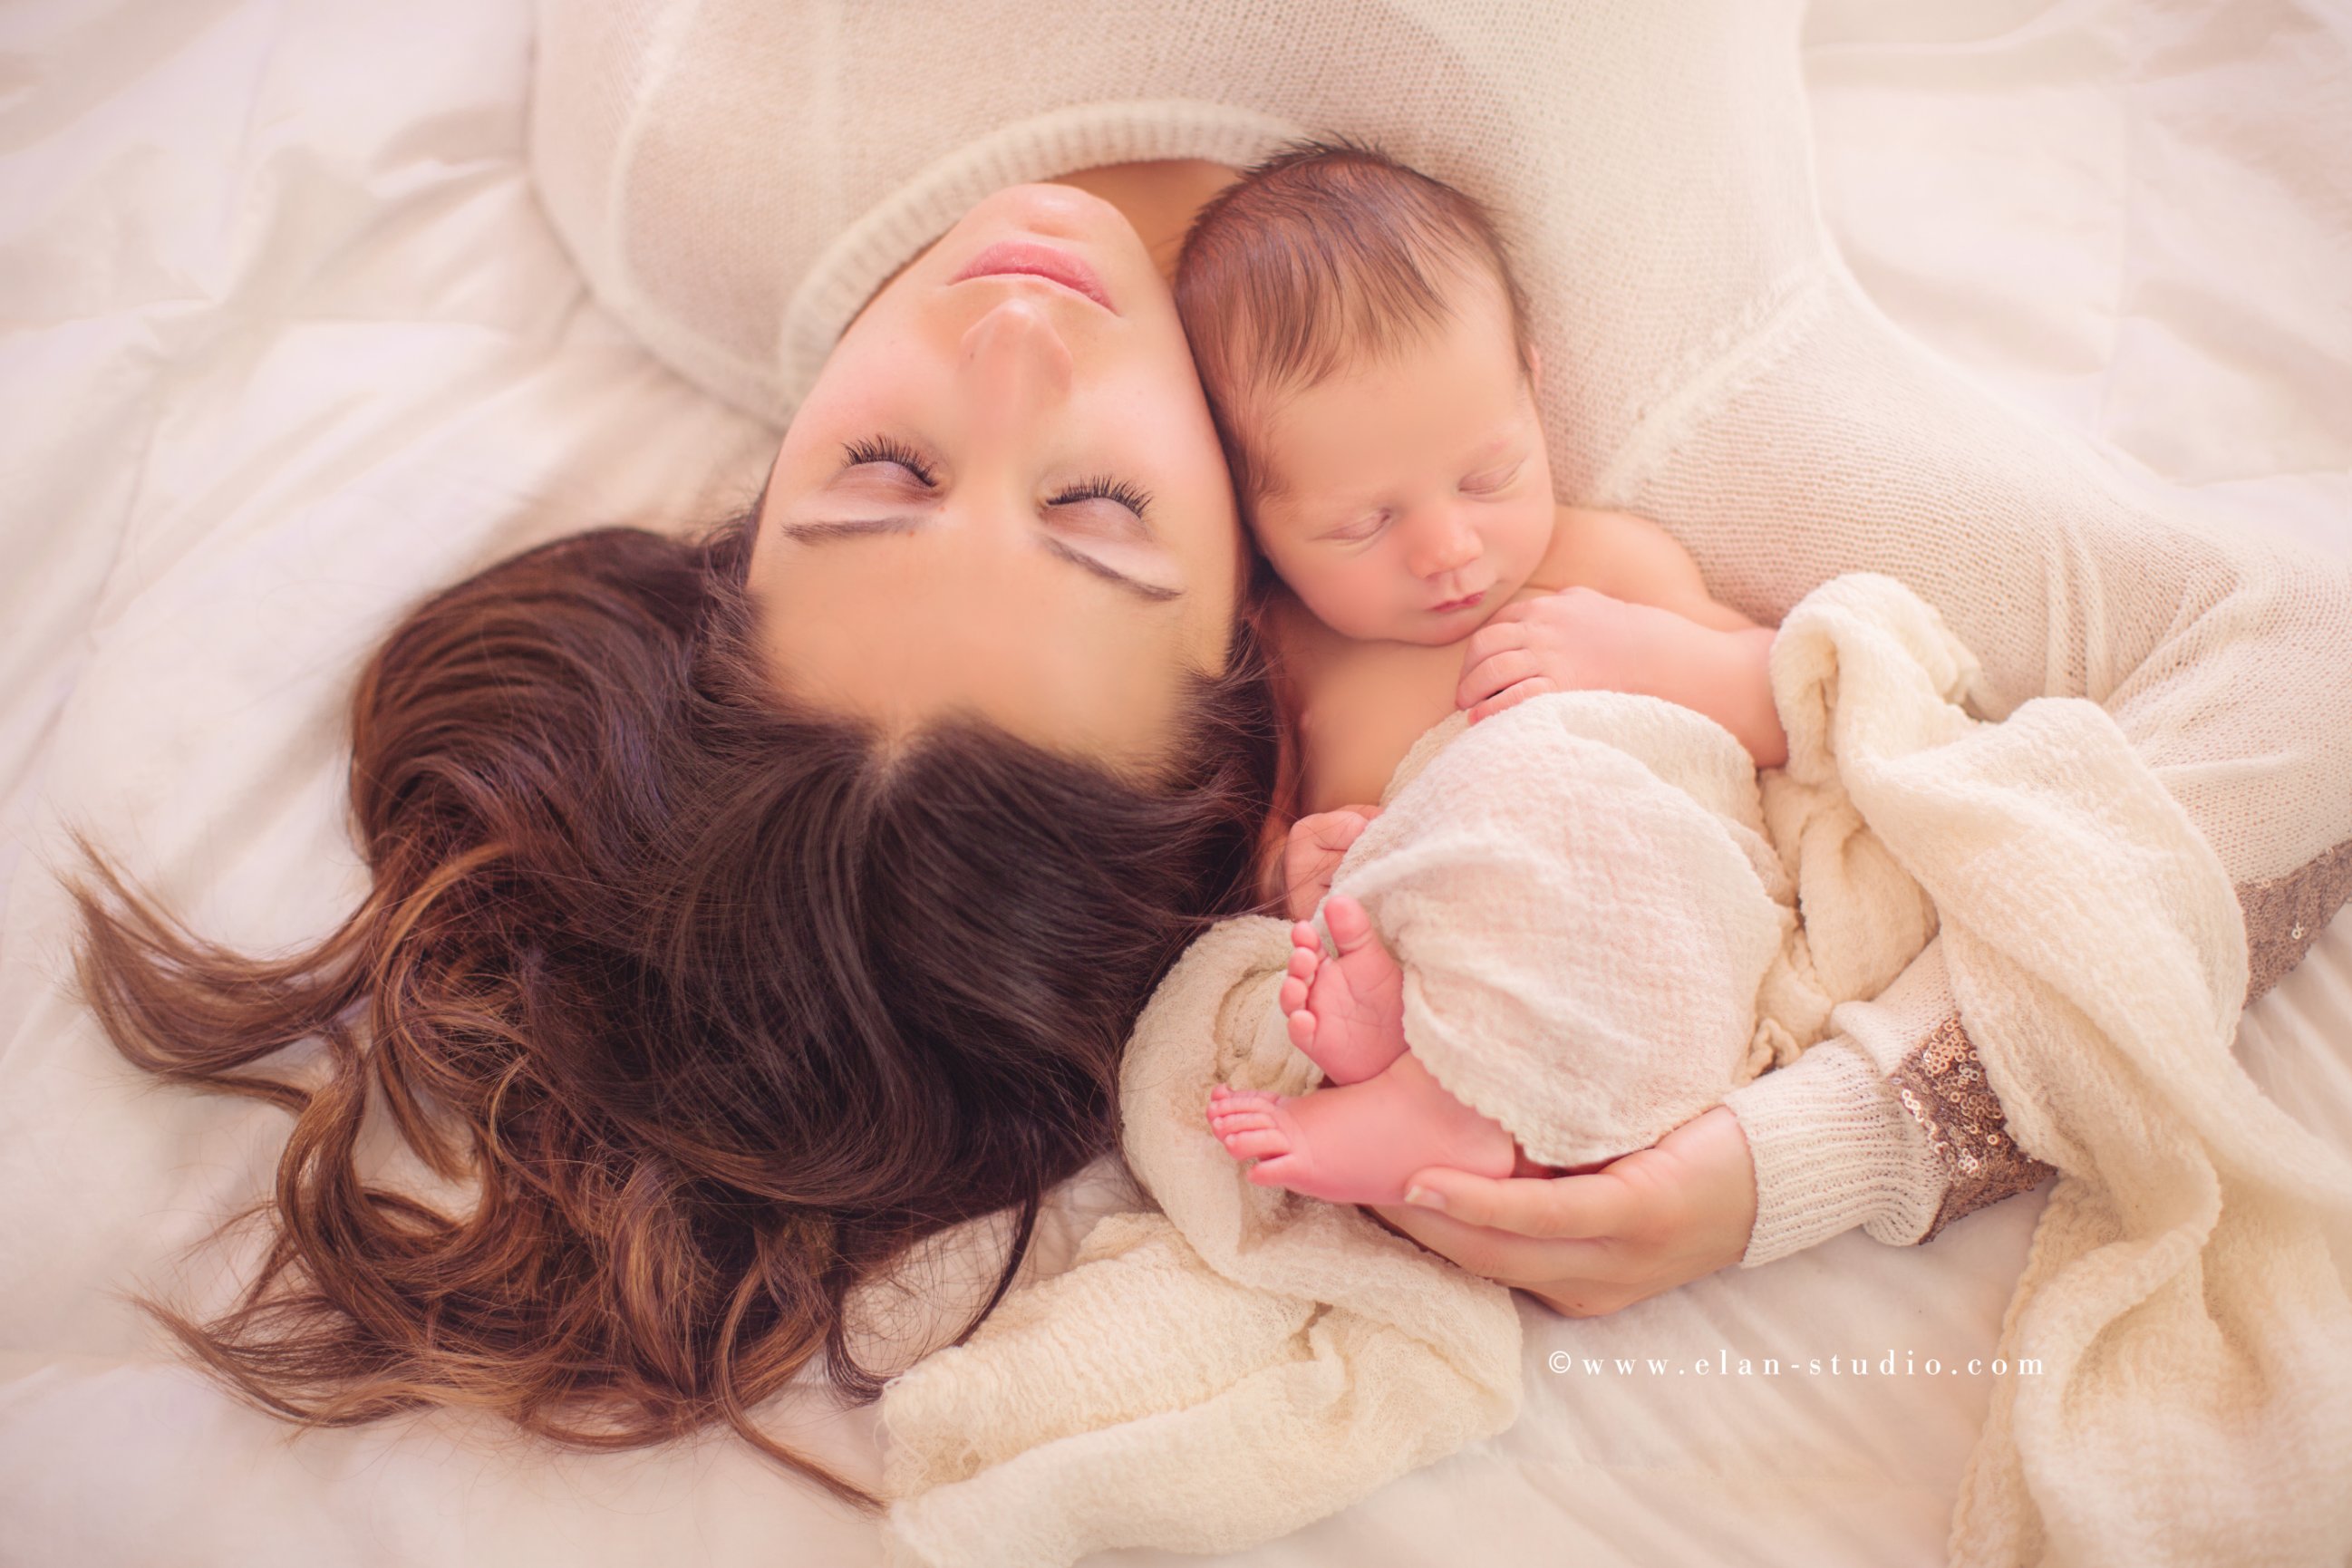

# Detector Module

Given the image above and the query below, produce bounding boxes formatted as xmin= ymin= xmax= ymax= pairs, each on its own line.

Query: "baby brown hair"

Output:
xmin=1175 ymin=139 xmax=1536 ymax=509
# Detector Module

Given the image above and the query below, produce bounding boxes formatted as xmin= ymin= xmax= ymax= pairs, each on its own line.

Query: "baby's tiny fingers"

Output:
xmin=1468 ymin=677 xmax=1555 ymax=724
xmin=1457 ymin=649 xmax=1541 ymax=710
xmin=1312 ymin=816 xmax=1370 ymax=852
xmin=1457 ymin=617 xmax=1532 ymax=669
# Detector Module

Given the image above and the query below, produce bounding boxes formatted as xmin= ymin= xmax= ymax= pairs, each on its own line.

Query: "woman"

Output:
xmin=525 ymin=0 xmax=2350 ymax=1313
xmin=81 ymin=0 xmax=2352 ymax=1519
xmin=73 ymin=173 xmax=1284 ymax=1511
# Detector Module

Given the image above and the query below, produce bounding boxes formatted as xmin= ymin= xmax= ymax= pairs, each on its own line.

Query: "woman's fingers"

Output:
xmin=1369 ymin=1199 xmax=1614 ymax=1286
xmin=1403 ymin=1166 xmax=1635 ymax=1239
xmin=1367 ymin=1108 xmax=1759 ymax=1317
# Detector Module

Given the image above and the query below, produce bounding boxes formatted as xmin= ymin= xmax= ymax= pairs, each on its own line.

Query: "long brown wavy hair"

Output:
xmin=71 ymin=507 xmax=1279 ymax=1509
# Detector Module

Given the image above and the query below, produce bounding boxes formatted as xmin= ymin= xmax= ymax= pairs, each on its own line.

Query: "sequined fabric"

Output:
xmin=1892 ymin=842 xmax=2352 ymax=1241
xmin=2238 ymin=837 xmax=2352 ymax=1004
xmin=1892 ymin=1015 xmax=2055 ymax=1240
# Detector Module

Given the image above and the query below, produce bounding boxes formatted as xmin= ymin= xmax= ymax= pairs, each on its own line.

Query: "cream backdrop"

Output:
xmin=0 ymin=2 xmax=2346 ymax=1564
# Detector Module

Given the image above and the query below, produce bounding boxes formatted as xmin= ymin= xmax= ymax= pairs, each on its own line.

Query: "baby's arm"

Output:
xmin=1458 ymin=587 xmax=1788 ymax=768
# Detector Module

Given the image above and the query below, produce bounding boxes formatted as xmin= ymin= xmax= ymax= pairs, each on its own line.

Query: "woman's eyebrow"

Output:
xmin=1040 ymin=534 xmax=1182 ymax=604
xmin=777 ymin=517 xmax=924 ymax=543
xmin=778 ymin=516 xmax=1182 ymax=604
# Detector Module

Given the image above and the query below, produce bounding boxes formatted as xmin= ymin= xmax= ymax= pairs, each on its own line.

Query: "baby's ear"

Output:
xmin=1524 ymin=344 xmax=1544 ymax=401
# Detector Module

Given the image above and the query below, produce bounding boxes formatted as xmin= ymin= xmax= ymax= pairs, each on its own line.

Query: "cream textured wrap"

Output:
xmin=1335 ymin=694 xmax=1800 ymax=1167
xmin=876 ymin=575 xmax=2352 ymax=1568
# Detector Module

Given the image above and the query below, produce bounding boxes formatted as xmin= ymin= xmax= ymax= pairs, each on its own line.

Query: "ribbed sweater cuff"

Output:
xmin=1722 ymin=1039 xmax=1928 ymax=1266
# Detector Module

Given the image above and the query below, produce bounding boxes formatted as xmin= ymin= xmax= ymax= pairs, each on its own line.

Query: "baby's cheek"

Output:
xmin=1312 ymin=569 xmax=1415 ymax=641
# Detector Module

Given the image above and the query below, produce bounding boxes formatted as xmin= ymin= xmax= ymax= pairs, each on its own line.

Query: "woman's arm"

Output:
xmin=1647 ymin=290 xmax=2352 ymax=1266
xmin=1396 ymin=285 xmax=2352 ymax=1297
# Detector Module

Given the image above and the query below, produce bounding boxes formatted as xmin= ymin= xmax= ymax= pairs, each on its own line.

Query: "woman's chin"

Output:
xmin=962 ymin=180 xmax=1134 ymax=247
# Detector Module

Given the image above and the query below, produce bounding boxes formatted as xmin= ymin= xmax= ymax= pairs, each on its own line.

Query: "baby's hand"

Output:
xmin=1455 ymin=586 xmax=1662 ymax=722
xmin=1282 ymin=807 xmax=1382 ymax=923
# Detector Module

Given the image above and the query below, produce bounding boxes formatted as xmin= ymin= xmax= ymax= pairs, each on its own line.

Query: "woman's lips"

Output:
xmin=952 ymin=241 xmax=1117 ymax=314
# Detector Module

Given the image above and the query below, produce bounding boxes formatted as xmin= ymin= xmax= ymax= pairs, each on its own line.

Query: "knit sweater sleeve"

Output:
xmin=1722 ymin=944 xmax=2053 ymax=1262
xmin=1728 ymin=865 xmax=2352 ymax=1265
xmin=1640 ymin=282 xmax=2352 ymax=1265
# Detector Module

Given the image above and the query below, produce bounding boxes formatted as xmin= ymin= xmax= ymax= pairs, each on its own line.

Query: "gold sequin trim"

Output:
xmin=2238 ymin=837 xmax=2352 ymax=1004
xmin=1890 ymin=1015 xmax=2054 ymax=1242
xmin=1887 ymin=839 xmax=2352 ymax=1243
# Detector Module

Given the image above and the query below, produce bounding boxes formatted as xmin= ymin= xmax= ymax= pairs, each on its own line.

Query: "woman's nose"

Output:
xmin=960 ymin=296 xmax=1074 ymax=429
xmin=1408 ymin=508 xmax=1481 ymax=578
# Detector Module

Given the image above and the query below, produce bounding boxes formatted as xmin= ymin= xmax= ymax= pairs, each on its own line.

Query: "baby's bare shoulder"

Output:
xmin=1541 ymin=506 xmax=1696 ymax=586
xmin=1535 ymin=506 xmax=1751 ymax=627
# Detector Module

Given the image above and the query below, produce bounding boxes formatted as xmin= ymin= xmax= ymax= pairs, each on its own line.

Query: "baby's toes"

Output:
xmin=1279 ymin=971 xmax=1310 ymax=1016
xmin=1246 ymin=1155 xmax=1302 ymax=1186
xmin=1208 ymin=1092 xmax=1282 ymax=1128
xmin=1324 ymin=895 xmax=1374 ymax=953
xmin=1221 ymin=1127 xmax=1292 ymax=1161
xmin=1286 ymin=1007 xmax=1320 ymax=1054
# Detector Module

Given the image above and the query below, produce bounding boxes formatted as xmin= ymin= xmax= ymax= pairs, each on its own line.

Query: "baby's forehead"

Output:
xmin=1253 ymin=353 xmax=1528 ymax=492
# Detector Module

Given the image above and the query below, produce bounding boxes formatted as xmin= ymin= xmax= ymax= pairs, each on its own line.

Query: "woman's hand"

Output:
xmin=1366 ymin=1105 xmax=1758 ymax=1317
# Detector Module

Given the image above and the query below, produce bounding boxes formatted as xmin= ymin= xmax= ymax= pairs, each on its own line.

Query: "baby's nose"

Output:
xmin=1408 ymin=509 xmax=1481 ymax=577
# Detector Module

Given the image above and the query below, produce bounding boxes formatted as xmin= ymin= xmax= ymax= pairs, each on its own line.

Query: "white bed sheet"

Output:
xmin=0 ymin=2 xmax=2345 ymax=1564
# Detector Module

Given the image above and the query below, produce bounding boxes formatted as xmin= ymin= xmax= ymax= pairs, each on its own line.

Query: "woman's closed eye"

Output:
xmin=840 ymin=434 xmax=938 ymax=488
xmin=1047 ymin=475 xmax=1155 ymax=540
xmin=839 ymin=437 xmax=1152 ymax=536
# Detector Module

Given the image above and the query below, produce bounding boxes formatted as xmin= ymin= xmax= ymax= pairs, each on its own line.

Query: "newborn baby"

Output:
xmin=1173 ymin=142 xmax=1789 ymax=1205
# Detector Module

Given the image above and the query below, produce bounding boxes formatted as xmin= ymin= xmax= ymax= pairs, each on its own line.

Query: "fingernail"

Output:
xmin=1404 ymin=1185 xmax=1445 ymax=1213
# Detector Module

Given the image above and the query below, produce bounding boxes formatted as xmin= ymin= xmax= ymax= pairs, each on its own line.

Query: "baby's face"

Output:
xmin=1244 ymin=275 xmax=1554 ymax=645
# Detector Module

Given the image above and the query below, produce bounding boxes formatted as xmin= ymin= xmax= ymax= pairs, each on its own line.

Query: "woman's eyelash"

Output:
xmin=1050 ymin=475 xmax=1154 ymax=516
xmin=841 ymin=436 xmax=937 ymax=485
xmin=839 ymin=442 xmax=1147 ymax=517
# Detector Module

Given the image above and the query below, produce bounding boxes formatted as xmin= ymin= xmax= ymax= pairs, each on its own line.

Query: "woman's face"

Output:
xmin=751 ymin=182 xmax=1245 ymax=772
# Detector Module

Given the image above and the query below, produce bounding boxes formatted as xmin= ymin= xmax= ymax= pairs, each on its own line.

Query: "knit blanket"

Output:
xmin=876 ymin=575 xmax=2352 ymax=1568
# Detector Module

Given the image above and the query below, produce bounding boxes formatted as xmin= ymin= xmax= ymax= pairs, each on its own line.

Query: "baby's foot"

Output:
xmin=1278 ymin=895 xmax=1407 ymax=1085
xmin=1205 ymin=1053 xmax=1515 ymax=1205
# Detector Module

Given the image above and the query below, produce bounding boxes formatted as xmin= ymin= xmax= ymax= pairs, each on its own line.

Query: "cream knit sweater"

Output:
xmin=528 ymin=0 xmax=2352 ymax=1265
xmin=872 ymin=575 xmax=2352 ymax=1567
